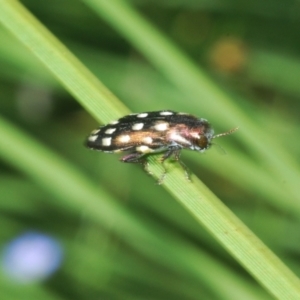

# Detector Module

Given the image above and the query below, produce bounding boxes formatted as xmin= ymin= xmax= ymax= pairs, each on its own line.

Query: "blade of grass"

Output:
xmin=147 ymin=157 xmax=300 ymax=299
xmin=0 ymin=0 xmax=299 ymax=298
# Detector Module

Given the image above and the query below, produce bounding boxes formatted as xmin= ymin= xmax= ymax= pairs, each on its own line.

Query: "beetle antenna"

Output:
xmin=213 ymin=127 xmax=239 ymax=139
xmin=212 ymin=142 xmax=226 ymax=154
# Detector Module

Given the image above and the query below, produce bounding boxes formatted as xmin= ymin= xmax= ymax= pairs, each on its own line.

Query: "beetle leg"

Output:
xmin=120 ymin=152 xmax=152 ymax=175
xmin=173 ymin=150 xmax=191 ymax=182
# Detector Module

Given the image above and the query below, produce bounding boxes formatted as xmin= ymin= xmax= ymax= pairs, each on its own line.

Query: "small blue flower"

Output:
xmin=2 ymin=231 xmax=63 ymax=283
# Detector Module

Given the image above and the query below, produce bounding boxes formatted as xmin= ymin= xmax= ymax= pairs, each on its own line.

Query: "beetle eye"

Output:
xmin=197 ymin=136 xmax=210 ymax=149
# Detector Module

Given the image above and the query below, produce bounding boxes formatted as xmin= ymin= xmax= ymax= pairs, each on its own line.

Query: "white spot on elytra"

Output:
xmin=137 ymin=113 xmax=148 ymax=118
xmin=136 ymin=145 xmax=153 ymax=153
xmin=119 ymin=135 xmax=131 ymax=143
xmin=169 ymin=132 xmax=189 ymax=146
xmin=91 ymin=129 xmax=100 ymax=135
xmin=132 ymin=123 xmax=144 ymax=130
xmin=160 ymin=111 xmax=173 ymax=116
xmin=143 ymin=137 xmax=153 ymax=144
xmin=105 ymin=128 xmax=116 ymax=134
xmin=88 ymin=135 xmax=98 ymax=142
xmin=154 ymin=122 xmax=169 ymax=131
xmin=102 ymin=137 xmax=112 ymax=146
xmin=109 ymin=120 xmax=119 ymax=125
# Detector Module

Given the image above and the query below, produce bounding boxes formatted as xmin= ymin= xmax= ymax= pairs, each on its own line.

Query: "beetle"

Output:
xmin=86 ymin=110 xmax=237 ymax=183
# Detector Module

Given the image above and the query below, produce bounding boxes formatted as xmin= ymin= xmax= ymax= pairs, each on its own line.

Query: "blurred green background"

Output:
xmin=0 ymin=0 xmax=300 ymax=299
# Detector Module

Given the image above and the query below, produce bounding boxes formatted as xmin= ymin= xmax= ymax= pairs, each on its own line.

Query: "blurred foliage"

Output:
xmin=0 ymin=0 xmax=300 ymax=299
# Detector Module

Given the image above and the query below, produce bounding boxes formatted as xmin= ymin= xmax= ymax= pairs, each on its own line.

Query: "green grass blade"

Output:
xmin=146 ymin=157 xmax=300 ymax=299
